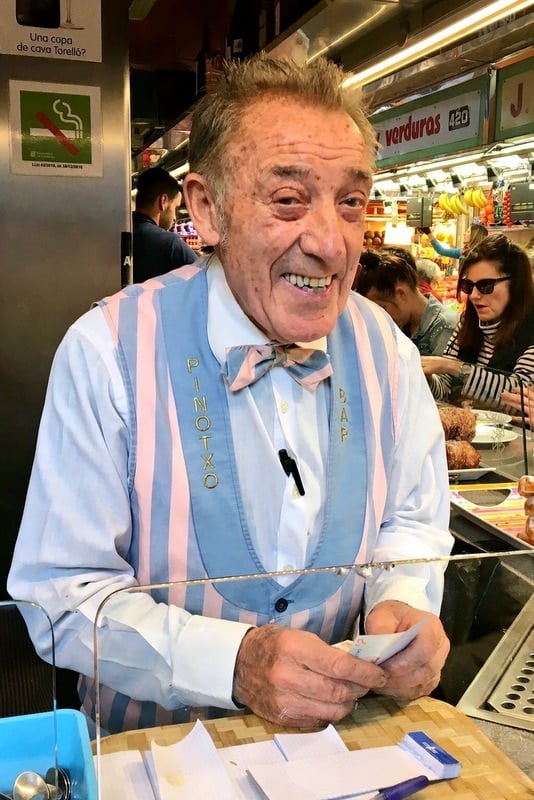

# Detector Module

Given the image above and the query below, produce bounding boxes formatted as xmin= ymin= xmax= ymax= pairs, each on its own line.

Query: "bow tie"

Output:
xmin=224 ymin=343 xmax=333 ymax=392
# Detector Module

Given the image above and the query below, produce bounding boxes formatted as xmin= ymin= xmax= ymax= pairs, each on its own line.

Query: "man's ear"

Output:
xmin=158 ymin=193 xmax=169 ymax=212
xmin=395 ymin=284 xmax=408 ymax=301
xmin=183 ymin=173 xmax=221 ymax=246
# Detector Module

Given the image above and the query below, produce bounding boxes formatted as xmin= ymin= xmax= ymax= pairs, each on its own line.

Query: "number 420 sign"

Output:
xmin=9 ymin=80 xmax=102 ymax=177
xmin=448 ymin=105 xmax=471 ymax=132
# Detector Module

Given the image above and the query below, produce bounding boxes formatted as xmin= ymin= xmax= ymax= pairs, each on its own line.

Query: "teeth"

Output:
xmin=283 ymin=274 xmax=332 ymax=291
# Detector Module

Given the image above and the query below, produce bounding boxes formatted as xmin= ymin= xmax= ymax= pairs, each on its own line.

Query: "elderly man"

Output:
xmin=9 ymin=54 xmax=452 ymax=735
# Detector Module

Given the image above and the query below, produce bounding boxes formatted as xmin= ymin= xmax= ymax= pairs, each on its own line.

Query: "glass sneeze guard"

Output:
xmin=92 ymin=549 xmax=534 ymax=799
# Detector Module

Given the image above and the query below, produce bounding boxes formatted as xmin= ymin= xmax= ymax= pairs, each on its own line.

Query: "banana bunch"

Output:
xmin=438 ymin=192 xmax=469 ymax=215
xmin=464 ymin=187 xmax=488 ymax=209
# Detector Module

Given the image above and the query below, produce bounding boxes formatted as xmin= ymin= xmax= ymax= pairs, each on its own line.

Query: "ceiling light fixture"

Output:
xmin=169 ymin=162 xmax=190 ymax=179
xmin=374 ymin=139 xmax=534 ymax=182
xmin=342 ymin=0 xmax=534 ymax=89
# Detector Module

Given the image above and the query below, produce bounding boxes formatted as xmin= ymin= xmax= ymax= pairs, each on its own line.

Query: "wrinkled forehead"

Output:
xmin=227 ymin=94 xmax=373 ymax=161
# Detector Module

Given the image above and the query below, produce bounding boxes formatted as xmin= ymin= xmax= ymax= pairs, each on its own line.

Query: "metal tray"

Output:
xmin=458 ymin=592 xmax=534 ymax=733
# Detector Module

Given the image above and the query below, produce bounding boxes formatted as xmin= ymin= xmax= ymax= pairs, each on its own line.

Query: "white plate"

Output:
xmin=472 ymin=424 xmax=518 ymax=445
xmin=472 ymin=409 xmax=512 ymax=425
xmin=448 ymin=467 xmax=497 ymax=481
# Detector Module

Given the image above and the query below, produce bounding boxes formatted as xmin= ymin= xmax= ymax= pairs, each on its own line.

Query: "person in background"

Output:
xmin=416 ymin=257 xmax=443 ymax=302
xmin=422 ymin=235 xmax=534 ymax=408
xmin=355 ymin=250 xmax=457 ymax=356
xmin=132 ymin=166 xmax=196 ymax=282
xmin=9 ymin=53 xmax=452 ymax=736
xmin=426 ymin=223 xmax=487 ymax=262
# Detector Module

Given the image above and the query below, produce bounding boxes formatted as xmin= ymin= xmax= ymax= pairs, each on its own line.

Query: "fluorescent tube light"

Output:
xmin=342 ymin=0 xmax=534 ymax=89
xmin=169 ymin=162 xmax=190 ymax=178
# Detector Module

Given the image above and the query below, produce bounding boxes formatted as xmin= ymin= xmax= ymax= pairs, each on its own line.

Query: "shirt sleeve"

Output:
xmin=364 ymin=333 xmax=454 ymax=617
xmin=7 ymin=308 xmax=251 ymax=711
xmin=430 ymin=238 xmax=461 ymax=260
xmin=169 ymin=236 xmax=197 ymax=269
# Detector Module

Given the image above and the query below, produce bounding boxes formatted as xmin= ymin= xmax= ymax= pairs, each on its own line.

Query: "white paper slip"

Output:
xmin=95 ymin=750 xmax=155 ymax=800
xmin=274 ymin=724 xmax=348 ymax=761
xmin=220 ymin=740 xmax=285 ymax=800
xmin=336 ymin=616 xmax=429 ymax=664
xmin=247 ymin=742 xmax=447 ymax=800
xmin=150 ymin=719 xmax=238 ymax=800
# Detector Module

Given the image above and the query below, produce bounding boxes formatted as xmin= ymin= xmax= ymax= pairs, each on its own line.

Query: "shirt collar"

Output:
xmin=206 ymin=257 xmax=327 ymax=365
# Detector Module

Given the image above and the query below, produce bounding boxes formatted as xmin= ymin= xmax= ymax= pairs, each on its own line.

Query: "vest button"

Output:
xmin=275 ymin=598 xmax=288 ymax=613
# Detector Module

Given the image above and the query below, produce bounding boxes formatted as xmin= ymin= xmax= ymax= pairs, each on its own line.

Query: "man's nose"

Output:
xmin=298 ymin=202 xmax=345 ymax=263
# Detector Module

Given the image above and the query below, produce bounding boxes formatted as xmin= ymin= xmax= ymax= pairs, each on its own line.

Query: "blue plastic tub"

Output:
xmin=0 ymin=708 xmax=97 ymax=799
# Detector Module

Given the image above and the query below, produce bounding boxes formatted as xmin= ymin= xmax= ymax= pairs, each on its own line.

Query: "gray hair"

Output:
xmin=415 ymin=258 xmax=442 ymax=283
xmin=188 ymin=52 xmax=377 ymax=216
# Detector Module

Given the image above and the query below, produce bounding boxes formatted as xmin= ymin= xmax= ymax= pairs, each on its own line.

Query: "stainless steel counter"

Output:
xmin=442 ymin=422 xmax=534 ymax=768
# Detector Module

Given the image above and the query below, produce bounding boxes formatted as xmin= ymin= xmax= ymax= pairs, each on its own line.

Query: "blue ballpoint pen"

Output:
xmin=372 ymin=774 xmax=430 ymax=800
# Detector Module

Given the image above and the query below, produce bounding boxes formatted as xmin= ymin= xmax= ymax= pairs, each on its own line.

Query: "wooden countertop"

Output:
xmin=96 ymin=695 xmax=534 ymax=799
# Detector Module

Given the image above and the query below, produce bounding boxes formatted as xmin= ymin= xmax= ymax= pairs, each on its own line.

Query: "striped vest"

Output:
xmin=80 ymin=267 xmax=400 ymax=733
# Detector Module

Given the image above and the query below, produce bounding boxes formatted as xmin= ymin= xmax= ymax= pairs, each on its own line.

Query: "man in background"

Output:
xmin=132 ymin=166 xmax=196 ymax=282
xmin=356 ymin=250 xmax=457 ymax=356
xmin=416 ymin=257 xmax=443 ymax=302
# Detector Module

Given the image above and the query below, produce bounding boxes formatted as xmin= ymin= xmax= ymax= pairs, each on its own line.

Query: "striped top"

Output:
xmin=429 ymin=319 xmax=534 ymax=406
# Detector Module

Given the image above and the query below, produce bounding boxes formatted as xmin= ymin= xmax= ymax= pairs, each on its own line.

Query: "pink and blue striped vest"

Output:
xmin=80 ymin=264 xmax=400 ymax=733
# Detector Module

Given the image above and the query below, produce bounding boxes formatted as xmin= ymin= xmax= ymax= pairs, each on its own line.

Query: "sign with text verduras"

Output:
xmin=9 ymin=80 xmax=103 ymax=177
xmin=371 ymin=79 xmax=486 ymax=168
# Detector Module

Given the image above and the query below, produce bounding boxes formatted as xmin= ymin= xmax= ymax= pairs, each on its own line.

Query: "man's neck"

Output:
xmin=135 ymin=207 xmax=159 ymax=225
xmin=408 ymin=290 xmax=429 ymax=335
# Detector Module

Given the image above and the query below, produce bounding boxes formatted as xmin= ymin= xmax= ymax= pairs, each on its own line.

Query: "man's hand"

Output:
xmin=233 ymin=625 xmax=387 ymax=728
xmin=366 ymin=600 xmax=450 ymax=701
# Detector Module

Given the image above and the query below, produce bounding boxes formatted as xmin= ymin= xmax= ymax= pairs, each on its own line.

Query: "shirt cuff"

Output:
xmin=365 ymin=573 xmax=443 ymax=618
xmin=170 ymin=616 xmax=254 ymax=709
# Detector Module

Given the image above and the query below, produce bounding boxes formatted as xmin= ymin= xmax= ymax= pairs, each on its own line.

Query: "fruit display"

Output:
xmin=463 ymin=188 xmax=488 ymax=209
xmin=503 ymin=188 xmax=512 ymax=227
xmin=440 ymin=275 xmax=460 ymax=304
xmin=478 ymin=189 xmax=495 ymax=226
xmin=438 ymin=192 xmax=469 ymax=215
xmin=363 ymin=229 xmax=385 ymax=249
xmin=438 ymin=188 xmax=488 ymax=216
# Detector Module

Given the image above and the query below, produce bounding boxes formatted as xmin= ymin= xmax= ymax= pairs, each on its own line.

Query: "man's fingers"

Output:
xmin=233 ymin=625 xmax=386 ymax=728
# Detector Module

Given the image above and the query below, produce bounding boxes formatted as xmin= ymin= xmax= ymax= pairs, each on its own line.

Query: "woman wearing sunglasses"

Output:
xmin=421 ymin=235 xmax=534 ymax=408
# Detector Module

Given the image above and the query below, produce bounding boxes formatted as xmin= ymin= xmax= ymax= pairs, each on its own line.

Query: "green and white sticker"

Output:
xmin=9 ymin=80 xmax=102 ymax=176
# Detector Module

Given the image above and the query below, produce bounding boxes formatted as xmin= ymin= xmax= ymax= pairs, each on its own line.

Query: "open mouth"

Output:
xmin=282 ymin=273 xmax=333 ymax=292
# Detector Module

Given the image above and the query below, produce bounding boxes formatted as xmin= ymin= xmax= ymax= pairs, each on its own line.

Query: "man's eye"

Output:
xmin=276 ymin=195 xmax=301 ymax=205
xmin=343 ymin=197 xmax=365 ymax=208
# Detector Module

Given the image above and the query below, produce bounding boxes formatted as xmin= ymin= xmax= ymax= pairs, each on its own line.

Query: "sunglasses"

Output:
xmin=459 ymin=275 xmax=511 ymax=296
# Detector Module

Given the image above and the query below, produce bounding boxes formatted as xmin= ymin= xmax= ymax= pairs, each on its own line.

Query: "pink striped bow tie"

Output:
xmin=224 ymin=344 xmax=333 ymax=392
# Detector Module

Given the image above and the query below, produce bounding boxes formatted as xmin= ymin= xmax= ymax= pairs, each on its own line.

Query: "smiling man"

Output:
xmin=9 ymin=54 xmax=452 ymax=735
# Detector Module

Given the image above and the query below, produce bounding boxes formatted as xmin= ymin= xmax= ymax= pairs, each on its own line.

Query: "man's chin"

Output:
xmin=272 ymin=324 xmax=335 ymax=345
